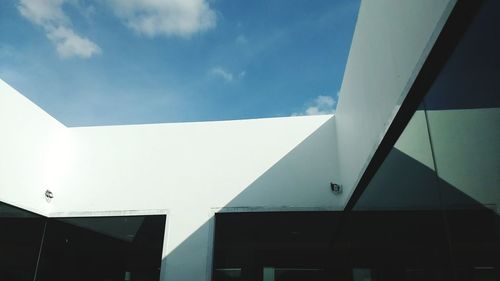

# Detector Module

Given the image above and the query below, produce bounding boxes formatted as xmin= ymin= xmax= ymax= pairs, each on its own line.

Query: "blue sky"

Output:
xmin=0 ymin=0 xmax=359 ymax=126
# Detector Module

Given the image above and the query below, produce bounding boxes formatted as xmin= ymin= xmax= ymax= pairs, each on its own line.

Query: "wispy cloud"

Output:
xmin=107 ymin=0 xmax=217 ymax=38
xmin=209 ymin=67 xmax=247 ymax=83
xmin=46 ymin=26 xmax=101 ymax=59
xmin=17 ymin=0 xmax=101 ymax=59
xmin=294 ymin=95 xmax=337 ymax=116
xmin=209 ymin=67 xmax=233 ymax=82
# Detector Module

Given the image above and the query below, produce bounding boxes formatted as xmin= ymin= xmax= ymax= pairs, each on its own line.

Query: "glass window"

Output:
xmin=352 ymin=0 xmax=500 ymax=279
xmin=0 ymin=201 xmax=46 ymax=281
xmin=35 ymin=215 xmax=166 ymax=281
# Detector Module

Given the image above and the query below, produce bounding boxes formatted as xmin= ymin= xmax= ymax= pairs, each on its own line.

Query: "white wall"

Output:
xmin=0 ymin=79 xmax=66 ymax=216
xmin=0 ymin=81 xmax=340 ymax=279
xmin=0 ymin=75 xmax=340 ymax=280
xmin=48 ymin=115 xmax=339 ymax=281
xmin=334 ymin=0 xmax=457 ymax=204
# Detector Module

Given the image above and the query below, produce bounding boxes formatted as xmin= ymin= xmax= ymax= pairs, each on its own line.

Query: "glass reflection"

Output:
xmin=423 ymin=0 xmax=500 ymax=212
xmin=36 ymin=215 xmax=166 ymax=281
xmin=352 ymin=0 xmax=500 ymax=279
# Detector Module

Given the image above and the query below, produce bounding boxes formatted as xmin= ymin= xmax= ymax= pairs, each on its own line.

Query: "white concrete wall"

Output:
xmin=0 ymin=79 xmax=66 ymax=216
xmin=335 ymin=0 xmax=456 ymax=204
xmin=0 ymin=80 xmax=340 ymax=279
xmin=0 ymin=76 xmax=340 ymax=280
xmin=47 ymin=115 xmax=339 ymax=281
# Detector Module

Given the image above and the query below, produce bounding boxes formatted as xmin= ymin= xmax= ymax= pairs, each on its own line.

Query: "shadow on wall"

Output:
xmin=161 ymin=140 xmax=500 ymax=280
xmin=160 ymin=109 xmax=500 ymax=280
xmin=160 ymin=116 xmax=339 ymax=281
xmin=225 ymin=116 xmax=339 ymax=209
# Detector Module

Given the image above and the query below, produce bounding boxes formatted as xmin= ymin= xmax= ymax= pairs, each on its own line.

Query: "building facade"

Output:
xmin=1 ymin=0 xmax=499 ymax=280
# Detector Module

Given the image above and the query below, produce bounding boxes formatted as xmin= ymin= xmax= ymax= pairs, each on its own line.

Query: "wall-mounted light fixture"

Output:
xmin=45 ymin=189 xmax=54 ymax=202
xmin=330 ymin=182 xmax=342 ymax=195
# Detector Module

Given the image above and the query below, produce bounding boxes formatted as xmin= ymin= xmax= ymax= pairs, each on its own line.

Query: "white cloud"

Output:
xmin=209 ymin=67 xmax=247 ymax=83
xmin=210 ymin=67 xmax=234 ymax=82
xmin=18 ymin=0 xmax=67 ymax=26
xmin=47 ymin=26 xmax=101 ymax=59
xmin=295 ymin=95 xmax=337 ymax=116
xmin=17 ymin=0 xmax=101 ymax=59
xmin=107 ymin=0 xmax=217 ymax=38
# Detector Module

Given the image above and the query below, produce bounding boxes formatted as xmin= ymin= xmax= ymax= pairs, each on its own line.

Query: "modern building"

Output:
xmin=1 ymin=0 xmax=499 ymax=280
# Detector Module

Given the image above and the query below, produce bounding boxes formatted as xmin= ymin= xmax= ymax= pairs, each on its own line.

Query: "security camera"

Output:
xmin=45 ymin=189 xmax=54 ymax=202
xmin=330 ymin=183 xmax=342 ymax=194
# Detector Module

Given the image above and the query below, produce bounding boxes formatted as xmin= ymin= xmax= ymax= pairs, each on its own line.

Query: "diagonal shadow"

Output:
xmin=162 ymin=138 xmax=500 ymax=280
xmin=161 ymin=116 xmax=339 ymax=281
xmin=160 ymin=111 xmax=500 ymax=281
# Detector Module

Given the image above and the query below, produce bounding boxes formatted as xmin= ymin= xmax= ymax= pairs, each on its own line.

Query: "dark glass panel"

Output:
xmin=351 ymin=1 xmax=500 ymax=279
xmin=265 ymin=267 xmax=327 ymax=281
xmin=446 ymin=209 xmax=500 ymax=280
xmin=423 ymin=0 xmax=500 ymax=211
xmin=213 ymin=211 xmax=453 ymax=281
xmin=213 ymin=212 xmax=345 ymax=281
xmin=424 ymin=0 xmax=500 ymax=111
xmin=214 ymin=268 xmax=242 ymax=281
xmin=353 ymin=104 xmax=440 ymax=211
xmin=345 ymin=211 xmax=449 ymax=269
xmin=422 ymin=0 xmax=500 ymax=277
xmin=0 ymin=201 xmax=45 ymax=281
xmin=36 ymin=215 xmax=166 ymax=281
